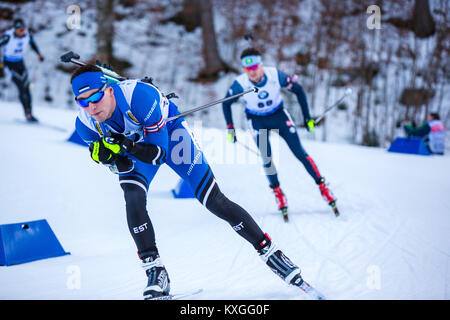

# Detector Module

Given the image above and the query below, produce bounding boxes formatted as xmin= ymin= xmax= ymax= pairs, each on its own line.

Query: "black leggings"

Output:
xmin=4 ymin=60 xmax=32 ymax=114
xmin=121 ymin=182 xmax=265 ymax=258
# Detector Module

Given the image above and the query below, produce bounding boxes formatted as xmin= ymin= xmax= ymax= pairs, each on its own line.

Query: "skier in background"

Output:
xmin=403 ymin=112 xmax=445 ymax=155
xmin=222 ymin=47 xmax=338 ymax=219
xmin=0 ymin=18 xmax=44 ymax=122
xmin=69 ymin=64 xmax=325 ymax=300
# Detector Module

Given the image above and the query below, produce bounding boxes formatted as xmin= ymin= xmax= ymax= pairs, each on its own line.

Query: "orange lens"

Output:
xmin=244 ymin=65 xmax=259 ymax=72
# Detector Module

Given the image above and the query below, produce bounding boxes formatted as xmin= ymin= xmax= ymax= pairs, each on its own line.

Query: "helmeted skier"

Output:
xmin=222 ymin=47 xmax=338 ymax=219
xmin=70 ymin=63 xmax=325 ymax=300
xmin=0 ymin=18 xmax=44 ymax=122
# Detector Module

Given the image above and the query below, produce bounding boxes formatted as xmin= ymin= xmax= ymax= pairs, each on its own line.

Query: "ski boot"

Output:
xmin=270 ymin=185 xmax=289 ymax=222
xmin=317 ymin=177 xmax=339 ymax=216
xmin=25 ymin=112 xmax=38 ymax=123
xmin=141 ymin=252 xmax=171 ymax=300
xmin=257 ymin=234 xmax=325 ymax=300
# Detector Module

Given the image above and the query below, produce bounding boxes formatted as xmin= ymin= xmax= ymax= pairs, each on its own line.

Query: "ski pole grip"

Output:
xmin=60 ymin=51 xmax=81 ymax=63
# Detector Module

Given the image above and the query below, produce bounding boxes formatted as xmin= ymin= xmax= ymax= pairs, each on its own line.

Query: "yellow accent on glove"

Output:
xmin=102 ymin=138 xmax=121 ymax=154
xmin=227 ymin=130 xmax=236 ymax=144
xmin=91 ymin=141 xmax=101 ymax=163
xmin=307 ymin=119 xmax=315 ymax=132
xmin=90 ymin=139 xmax=121 ymax=164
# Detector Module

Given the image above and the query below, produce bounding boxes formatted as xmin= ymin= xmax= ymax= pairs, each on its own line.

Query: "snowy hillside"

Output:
xmin=1 ymin=0 xmax=448 ymax=152
xmin=0 ymin=101 xmax=449 ymax=300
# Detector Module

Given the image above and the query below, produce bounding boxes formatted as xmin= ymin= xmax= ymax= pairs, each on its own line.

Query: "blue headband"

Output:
xmin=72 ymin=72 xmax=108 ymax=97
xmin=241 ymin=55 xmax=262 ymax=68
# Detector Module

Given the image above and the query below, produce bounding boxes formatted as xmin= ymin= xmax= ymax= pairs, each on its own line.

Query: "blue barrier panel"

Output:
xmin=388 ymin=137 xmax=431 ymax=156
xmin=0 ymin=219 xmax=70 ymax=266
xmin=67 ymin=130 xmax=88 ymax=147
xmin=171 ymin=179 xmax=195 ymax=198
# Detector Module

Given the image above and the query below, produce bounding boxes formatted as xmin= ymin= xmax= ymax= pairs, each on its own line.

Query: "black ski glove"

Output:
xmin=89 ymin=137 xmax=135 ymax=174
xmin=103 ymin=132 xmax=167 ymax=166
xmin=89 ymin=138 xmax=120 ymax=165
xmin=103 ymin=132 xmax=136 ymax=154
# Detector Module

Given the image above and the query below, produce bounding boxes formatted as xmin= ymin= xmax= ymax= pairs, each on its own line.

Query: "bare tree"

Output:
xmin=167 ymin=0 xmax=234 ymax=81
xmin=198 ymin=0 xmax=228 ymax=80
xmin=385 ymin=0 xmax=436 ymax=38
xmin=412 ymin=0 xmax=436 ymax=38
xmin=96 ymin=0 xmax=115 ymax=63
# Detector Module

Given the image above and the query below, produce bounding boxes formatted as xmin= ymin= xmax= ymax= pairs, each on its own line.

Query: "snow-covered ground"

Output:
xmin=0 ymin=101 xmax=449 ymax=300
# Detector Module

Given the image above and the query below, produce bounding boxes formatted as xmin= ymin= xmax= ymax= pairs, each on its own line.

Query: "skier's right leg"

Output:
xmin=278 ymin=110 xmax=337 ymax=210
xmin=247 ymin=118 xmax=279 ymax=186
xmin=119 ymin=160 xmax=170 ymax=299
xmin=247 ymin=118 xmax=288 ymax=214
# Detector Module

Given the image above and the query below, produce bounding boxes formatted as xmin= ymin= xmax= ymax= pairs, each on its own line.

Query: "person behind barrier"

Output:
xmin=403 ymin=112 xmax=445 ymax=155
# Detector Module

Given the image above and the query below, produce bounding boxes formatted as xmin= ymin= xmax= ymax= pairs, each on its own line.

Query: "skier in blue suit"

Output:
xmin=70 ymin=64 xmax=324 ymax=300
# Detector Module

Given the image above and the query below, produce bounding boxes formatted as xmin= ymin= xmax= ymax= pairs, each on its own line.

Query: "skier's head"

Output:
xmin=71 ymin=64 xmax=116 ymax=122
xmin=428 ymin=112 xmax=440 ymax=121
xmin=13 ymin=18 xmax=26 ymax=37
xmin=240 ymin=47 xmax=264 ymax=83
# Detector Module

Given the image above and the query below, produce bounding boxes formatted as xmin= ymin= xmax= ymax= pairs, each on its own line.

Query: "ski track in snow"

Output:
xmin=0 ymin=102 xmax=449 ymax=300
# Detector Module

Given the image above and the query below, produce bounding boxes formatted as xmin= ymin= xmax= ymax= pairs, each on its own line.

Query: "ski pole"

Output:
xmin=123 ymin=88 xmax=259 ymax=137
xmin=237 ymin=140 xmax=259 ymax=156
xmin=165 ymin=87 xmax=259 ymax=122
xmin=314 ymin=87 xmax=352 ymax=124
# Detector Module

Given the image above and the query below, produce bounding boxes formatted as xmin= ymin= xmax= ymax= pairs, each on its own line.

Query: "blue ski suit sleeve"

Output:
xmin=29 ymin=33 xmax=41 ymax=56
xmin=129 ymin=82 xmax=169 ymax=153
xmin=277 ymin=69 xmax=311 ymax=122
xmin=222 ymin=80 xmax=244 ymax=128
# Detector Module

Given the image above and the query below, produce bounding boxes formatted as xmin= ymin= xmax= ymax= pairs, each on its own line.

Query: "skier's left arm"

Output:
xmin=278 ymin=70 xmax=314 ymax=131
xmin=0 ymin=34 xmax=10 ymax=47
xmin=0 ymin=34 xmax=9 ymax=69
xmin=222 ymin=80 xmax=244 ymax=129
xmin=29 ymin=33 xmax=44 ymax=61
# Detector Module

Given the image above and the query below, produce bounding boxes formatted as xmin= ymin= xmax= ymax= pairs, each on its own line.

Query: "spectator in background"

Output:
xmin=404 ymin=112 xmax=445 ymax=155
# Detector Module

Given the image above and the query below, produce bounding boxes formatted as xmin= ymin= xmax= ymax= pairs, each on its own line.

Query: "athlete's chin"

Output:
xmin=91 ymin=112 xmax=106 ymax=122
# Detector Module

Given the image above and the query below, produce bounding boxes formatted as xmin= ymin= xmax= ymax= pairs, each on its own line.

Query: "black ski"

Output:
xmin=329 ymin=201 xmax=340 ymax=217
xmin=146 ymin=288 xmax=203 ymax=300
xmin=281 ymin=207 xmax=289 ymax=222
